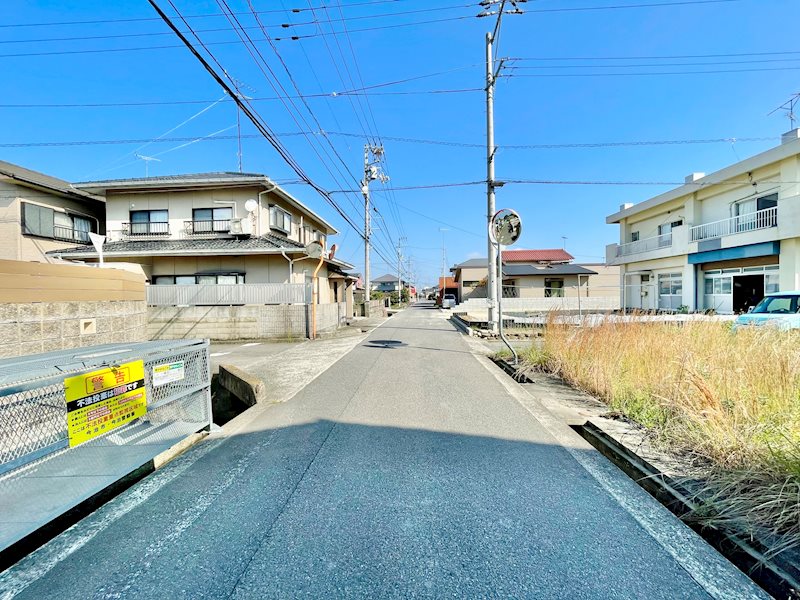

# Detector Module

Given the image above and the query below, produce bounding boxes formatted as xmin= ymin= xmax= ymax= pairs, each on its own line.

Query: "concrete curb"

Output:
xmin=218 ymin=364 xmax=267 ymax=407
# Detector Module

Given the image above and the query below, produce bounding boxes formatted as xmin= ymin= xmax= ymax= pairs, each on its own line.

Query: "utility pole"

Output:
xmin=479 ymin=0 xmax=525 ymax=332
xmin=360 ymin=144 xmax=388 ymax=315
xmin=397 ymin=236 xmax=407 ymax=305
xmin=439 ymin=227 xmax=449 ymax=304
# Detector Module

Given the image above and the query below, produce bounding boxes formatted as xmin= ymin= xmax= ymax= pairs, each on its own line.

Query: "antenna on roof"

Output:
xmin=768 ymin=93 xmax=800 ymax=130
xmin=134 ymin=154 xmax=161 ymax=177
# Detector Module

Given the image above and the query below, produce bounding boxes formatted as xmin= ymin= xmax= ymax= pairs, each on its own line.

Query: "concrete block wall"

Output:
xmin=147 ymin=303 xmax=346 ymax=341
xmin=0 ymin=301 xmax=148 ymax=359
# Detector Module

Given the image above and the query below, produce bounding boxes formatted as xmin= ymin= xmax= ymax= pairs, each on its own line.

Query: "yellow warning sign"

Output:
xmin=64 ymin=360 xmax=147 ymax=448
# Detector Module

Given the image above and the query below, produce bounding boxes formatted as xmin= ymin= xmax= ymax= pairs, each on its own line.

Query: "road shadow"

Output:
xmin=4 ymin=420 xmax=737 ymax=600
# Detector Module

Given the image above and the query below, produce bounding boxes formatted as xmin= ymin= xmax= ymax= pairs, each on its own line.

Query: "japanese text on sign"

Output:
xmin=64 ymin=360 xmax=147 ymax=448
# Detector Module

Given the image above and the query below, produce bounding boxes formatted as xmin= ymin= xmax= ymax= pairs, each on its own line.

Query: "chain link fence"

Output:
xmin=0 ymin=340 xmax=212 ymax=555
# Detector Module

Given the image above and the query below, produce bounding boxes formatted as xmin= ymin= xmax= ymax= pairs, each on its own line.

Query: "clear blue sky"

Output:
xmin=3 ymin=0 xmax=799 ymax=285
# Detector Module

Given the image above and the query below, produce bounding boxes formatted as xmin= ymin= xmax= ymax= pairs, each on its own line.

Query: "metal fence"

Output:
xmin=0 ymin=340 xmax=212 ymax=554
xmin=690 ymin=206 xmax=777 ymax=241
xmin=147 ymin=283 xmax=308 ymax=306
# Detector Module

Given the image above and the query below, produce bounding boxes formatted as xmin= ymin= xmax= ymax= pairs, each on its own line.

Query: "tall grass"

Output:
xmin=522 ymin=318 xmax=800 ymax=557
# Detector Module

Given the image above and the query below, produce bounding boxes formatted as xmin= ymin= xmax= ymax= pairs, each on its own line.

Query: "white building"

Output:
xmin=606 ymin=129 xmax=800 ymax=314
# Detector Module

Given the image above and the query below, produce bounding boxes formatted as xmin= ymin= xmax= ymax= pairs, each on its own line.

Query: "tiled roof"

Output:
xmin=372 ymin=273 xmax=404 ymax=283
xmin=75 ymin=172 xmax=269 ymax=187
xmin=503 ymin=264 xmax=597 ymax=277
xmin=502 ymin=249 xmax=574 ymax=263
xmin=0 ymin=160 xmax=104 ymax=203
xmin=47 ymin=233 xmax=305 ymax=257
xmin=452 ymin=258 xmax=488 ymax=268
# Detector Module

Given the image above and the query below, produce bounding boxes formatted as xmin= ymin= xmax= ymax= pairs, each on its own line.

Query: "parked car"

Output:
xmin=733 ymin=291 xmax=800 ymax=330
xmin=441 ymin=294 xmax=456 ymax=309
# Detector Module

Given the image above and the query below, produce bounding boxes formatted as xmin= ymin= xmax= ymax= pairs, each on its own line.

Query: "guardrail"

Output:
xmin=690 ymin=206 xmax=777 ymax=241
xmin=147 ymin=283 xmax=308 ymax=306
xmin=616 ymin=233 xmax=672 ymax=257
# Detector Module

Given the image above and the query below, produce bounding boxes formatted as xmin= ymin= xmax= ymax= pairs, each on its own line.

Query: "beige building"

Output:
xmin=49 ymin=172 xmax=355 ymax=307
xmin=0 ymin=160 xmax=105 ymax=262
xmin=451 ymin=250 xmax=619 ymax=302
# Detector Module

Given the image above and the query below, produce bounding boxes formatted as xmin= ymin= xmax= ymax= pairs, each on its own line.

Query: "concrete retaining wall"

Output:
xmin=147 ymin=303 xmax=347 ymax=341
xmin=453 ymin=296 xmax=619 ymax=315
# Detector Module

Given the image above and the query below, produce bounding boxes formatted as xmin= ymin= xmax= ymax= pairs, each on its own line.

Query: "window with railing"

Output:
xmin=127 ymin=210 xmax=169 ymax=236
xmin=21 ymin=202 xmax=95 ymax=244
xmin=189 ymin=207 xmax=232 ymax=234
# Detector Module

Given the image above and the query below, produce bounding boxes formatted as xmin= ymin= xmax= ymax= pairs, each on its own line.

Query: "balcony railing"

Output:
xmin=147 ymin=283 xmax=309 ymax=306
xmin=616 ymin=233 xmax=672 ymax=257
xmin=184 ymin=219 xmax=232 ymax=235
xmin=53 ymin=226 xmax=91 ymax=244
xmin=690 ymin=206 xmax=777 ymax=242
xmin=121 ymin=222 xmax=170 ymax=237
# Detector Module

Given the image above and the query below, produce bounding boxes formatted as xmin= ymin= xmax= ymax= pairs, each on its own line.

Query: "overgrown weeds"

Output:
xmin=522 ymin=317 xmax=800 ymax=558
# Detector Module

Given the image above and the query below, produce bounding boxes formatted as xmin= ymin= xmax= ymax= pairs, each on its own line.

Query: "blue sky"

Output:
xmin=3 ymin=0 xmax=800 ymax=285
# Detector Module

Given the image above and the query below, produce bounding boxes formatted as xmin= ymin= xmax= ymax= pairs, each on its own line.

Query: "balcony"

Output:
xmin=53 ymin=226 xmax=91 ymax=244
xmin=690 ymin=206 xmax=777 ymax=242
xmin=183 ymin=219 xmax=232 ymax=235
xmin=616 ymin=232 xmax=672 ymax=257
xmin=121 ymin=222 xmax=170 ymax=237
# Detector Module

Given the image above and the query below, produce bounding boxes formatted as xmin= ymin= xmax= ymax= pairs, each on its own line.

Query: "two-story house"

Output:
xmin=49 ymin=172 xmax=354 ymax=305
xmin=451 ymin=249 xmax=619 ymax=303
xmin=606 ymin=129 xmax=800 ymax=314
xmin=0 ymin=160 xmax=105 ymax=262
xmin=371 ymin=273 xmax=406 ymax=294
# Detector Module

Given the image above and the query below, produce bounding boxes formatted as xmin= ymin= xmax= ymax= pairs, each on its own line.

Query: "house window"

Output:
xmin=302 ymin=225 xmax=312 ymax=243
xmin=21 ymin=202 xmax=95 ymax=243
xmin=269 ymin=206 xmax=292 ymax=234
xmin=545 ymin=278 xmax=564 ymax=298
xmin=153 ymin=273 xmax=245 ymax=285
xmin=463 ymin=280 xmax=482 ymax=287
xmin=130 ymin=210 xmax=169 ymax=235
xmin=192 ymin=207 xmax=232 ymax=233
xmin=658 ymin=273 xmax=682 ymax=310
xmin=630 ymin=231 xmax=640 ymax=242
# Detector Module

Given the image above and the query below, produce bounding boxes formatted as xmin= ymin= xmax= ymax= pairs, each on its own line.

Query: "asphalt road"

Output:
xmin=1 ymin=303 xmax=767 ymax=599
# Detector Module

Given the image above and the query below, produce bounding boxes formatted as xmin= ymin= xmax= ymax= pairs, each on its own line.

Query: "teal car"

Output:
xmin=733 ymin=291 xmax=800 ymax=330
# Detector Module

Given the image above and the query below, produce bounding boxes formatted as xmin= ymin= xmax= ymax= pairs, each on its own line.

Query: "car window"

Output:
xmin=752 ymin=296 xmax=797 ymax=314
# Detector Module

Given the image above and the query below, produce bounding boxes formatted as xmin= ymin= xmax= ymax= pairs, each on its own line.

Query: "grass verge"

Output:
xmin=520 ymin=318 xmax=800 ymax=560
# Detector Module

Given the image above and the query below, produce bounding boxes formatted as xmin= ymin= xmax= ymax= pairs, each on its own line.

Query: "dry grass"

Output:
xmin=522 ymin=318 xmax=800 ymax=558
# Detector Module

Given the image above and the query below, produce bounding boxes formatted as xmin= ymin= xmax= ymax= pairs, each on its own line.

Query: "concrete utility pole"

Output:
xmin=479 ymin=0 xmax=525 ymax=332
xmin=361 ymin=144 xmax=388 ymax=315
xmin=397 ymin=236 xmax=407 ymax=304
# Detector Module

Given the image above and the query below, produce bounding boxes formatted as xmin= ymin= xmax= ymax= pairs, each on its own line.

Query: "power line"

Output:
xmin=0 ymin=15 xmax=474 ymax=58
xmin=0 ymin=88 xmax=481 ymax=108
xmin=0 ymin=0 xmax=410 ymax=28
xmin=514 ymin=50 xmax=800 ymax=61
xmin=510 ymin=57 xmax=800 ymax=69
xmin=0 ymin=4 xmax=473 ymax=46
xmin=507 ymin=65 xmax=800 ymax=77
xmin=0 ymin=132 xmax=779 ymax=149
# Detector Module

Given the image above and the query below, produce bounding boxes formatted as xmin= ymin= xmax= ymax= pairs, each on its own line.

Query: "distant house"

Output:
xmin=450 ymin=249 xmax=619 ymax=305
xmin=371 ymin=273 xmax=407 ymax=293
xmin=0 ymin=160 xmax=105 ymax=262
xmin=48 ymin=172 xmax=355 ymax=307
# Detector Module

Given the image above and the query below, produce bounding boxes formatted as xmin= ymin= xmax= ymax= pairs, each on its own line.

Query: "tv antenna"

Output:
xmin=769 ymin=93 xmax=800 ymax=130
xmin=134 ymin=154 xmax=161 ymax=177
xmin=228 ymin=77 xmax=256 ymax=173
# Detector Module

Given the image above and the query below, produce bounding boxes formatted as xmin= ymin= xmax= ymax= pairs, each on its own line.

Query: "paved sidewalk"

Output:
xmin=1 ymin=303 xmax=766 ymax=599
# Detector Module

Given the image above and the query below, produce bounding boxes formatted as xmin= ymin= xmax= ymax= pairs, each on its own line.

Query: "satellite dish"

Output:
xmin=490 ymin=208 xmax=522 ymax=246
xmin=244 ymin=199 xmax=258 ymax=213
xmin=329 ymin=244 xmax=337 ymax=260
xmin=305 ymin=241 xmax=323 ymax=259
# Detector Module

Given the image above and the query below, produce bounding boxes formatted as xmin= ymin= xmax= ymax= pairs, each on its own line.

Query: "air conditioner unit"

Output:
xmin=229 ymin=217 xmax=252 ymax=236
